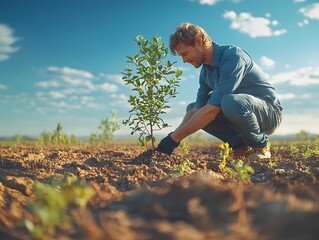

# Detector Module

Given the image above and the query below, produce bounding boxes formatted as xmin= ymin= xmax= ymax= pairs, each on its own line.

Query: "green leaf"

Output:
xmin=176 ymin=69 xmax=183 ymax=78
xmin=145 ymin=135 xmax=152 ymax=142
xmin=138 ymin=136 xmax=145 ymax=146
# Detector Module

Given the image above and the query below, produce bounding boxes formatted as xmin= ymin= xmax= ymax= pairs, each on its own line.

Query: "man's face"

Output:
xmin=175 ymin=42 xmax=204 ymax=68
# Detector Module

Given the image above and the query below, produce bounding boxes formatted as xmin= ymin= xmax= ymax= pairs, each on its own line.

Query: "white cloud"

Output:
xmin=299 ymin=3 xmax=319 ymax=20
xmin=61 ymin=88 xmax=90 ymax=95
xmin=294 ymin=0 xmax=306 ymax=3
xmin=32 ymin=66 xmax=122 ymax=113
xmin=36 ymin=92 xmax=46 ymax=99
xmin=40 ymin=66 xmax=121 ymax=93
xmin=48 ymin=91 xmax=66 ymax=99
xmin=80 ymin=96 xmax=94 ymax=104
xmin=298 ymin=18 xmax=309 ymax=27
xmin=270 ymin=66 xmax=319 ymax=86
xmin=177 ymin=101 xmax=188 ymax=106
xmin=300 ymin=93 xmax=311 ymax=99
xmin=111 ymin=93 xmax=128 ymax=101
xmin=277 ymin=93 xmax=296 ymax=100
xmin=35 ymin=80 xmax=60 ymax=88
xmin=41 ymin=66 xmax=96 ymax=92
xmin=223 ymin=11 xmax=287 ymax=38
xmin=49 ymin=101 xmax=81 ymax=110
xmin=36 ymin=107 xmax=46 ymax=115
xmin=61 ymin=76 xmax=95 ymax=89
xmin=99 ymin=83 xmax=118 ymax=93
xmin=0 ymin=23 xmax=19 ymax=61
xmin=271 ymin=20 xmax=279 ymax=26
xmin=103 ymin=73 xmax=125 ymax=85
xmin=265 ymin=13 xmax=271 ymax=18
xmin=259 ymin=56 xmax=276 ymax=68
xmin=110 ymin=93 xmax=130 ymax=108
xmin=85 ymin=102 xmax=104 ymax=110
xmin=197 ymin=0 xmax=220 ymax=5
xmin=0 ymin=84 xmax=8 ymax=90
xmin=49 ymin=101 xmax=68 ymax=109
xmin=47 ymin=66 xmax=94 ymax=79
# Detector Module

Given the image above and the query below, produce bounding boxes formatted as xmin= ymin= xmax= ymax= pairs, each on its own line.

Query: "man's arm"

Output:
xmin=174 ymin=108 xmax=198 ymax=133
xmin=171 ymin=103 xmax=221 ymax=142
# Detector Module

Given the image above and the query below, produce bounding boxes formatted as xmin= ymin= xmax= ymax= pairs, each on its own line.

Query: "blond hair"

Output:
xmin=169 ymin=23 xmax=212 ymax=55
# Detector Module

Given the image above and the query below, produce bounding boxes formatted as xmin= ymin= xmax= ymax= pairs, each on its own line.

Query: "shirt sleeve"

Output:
xmin=194 ymin=68 xmax=211 ymax=109
xmin=208 ymin=54 xmax=248 ymax=106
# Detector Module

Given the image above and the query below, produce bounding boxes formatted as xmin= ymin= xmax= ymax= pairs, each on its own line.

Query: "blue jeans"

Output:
xmin=187 ymin=94 xmax=282 ymax=149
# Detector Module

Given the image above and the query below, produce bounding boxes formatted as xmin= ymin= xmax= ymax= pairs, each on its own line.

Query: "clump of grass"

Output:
xmin=230 ymin=160 xmax=255 ymax=183
xmin=219 ymin=142 xmax=233 ymax=175
xmin=33 ymin=144 xmax=45 ymax=159
xmin=268 ymin=159 xmax=278 ymax=168
xmin=24 ymin=176 xmax=94 ymax=239
xmin=173 ymin=160 xmax=194 ymax=175
xmin=181 ymin=142 xmax=190 ymax=155
xmin=90 ymin=111 xmax=120 ymax=144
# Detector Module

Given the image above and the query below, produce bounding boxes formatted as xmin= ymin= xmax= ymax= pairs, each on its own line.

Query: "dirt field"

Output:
xmin=1 ymin=142 xmax=319 ymax=240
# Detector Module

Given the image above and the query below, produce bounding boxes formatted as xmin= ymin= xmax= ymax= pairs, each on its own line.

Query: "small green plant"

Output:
xmin=272 ymin=145 xmax=279 ymax=156
xmin=122 ymin=35 xmax=182 ymax=151
xmin=89 ymin=132 xmax=98 ymax=144
xmin=173 ymin=160 xmax=194 ymax=175
xmin=69 ymin=134 xmax=78 ymax=145
xmin=296 ymin=130 xmax=310 ymax=141
xmin=39 ymin=131 xmax=52 ymax=145
xmin=24 ymin=176 xmax=94 ymax=239
xmin=289 ymin=144 xmax=299 ymax=158
xmin=39 ymin=125 xmax=79 ymax=145
xmin=230 ymin=160 xmax=255 ymax=182
xmin=98 ymin=111 xmax=120 ymax=142
xmin=312 ymin=146 xmax=319 ymax=155
xmin=219 ymin=142 xmax=233 ymax=174
xmin=268 ymin=159 xmax=277 ymax=168
xmin=11 ymin=134 xmax=22 ymax=145
xmin=303 ymin=165 xmax=311 ymax=173
xmin=89 ymin=112 xmax=120 ymax=144
xmin=51 ymin=123 xmax=69 ymax=145
xmin=289 ymin=142 xmax=318 ymax=159
xmin=300 ymin=143 xmax=313 ymax=159
xmin=181 ymin=142 xmax=190 ymax=155
xmin=229 ymin=160 xmax=255 ymax=226
xmin=34 ymin=144 xmax=45 ymax=159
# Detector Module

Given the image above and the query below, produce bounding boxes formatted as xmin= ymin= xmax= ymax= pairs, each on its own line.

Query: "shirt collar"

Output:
xmin=211 ymin=42 xmax=221 ymax=67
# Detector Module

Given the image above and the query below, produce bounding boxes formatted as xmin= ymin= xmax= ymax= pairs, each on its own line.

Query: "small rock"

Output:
xmin=251 ymin=173 xmax=268 ymax=182
xmin=274 ymin=168 xmax=286 ymax=175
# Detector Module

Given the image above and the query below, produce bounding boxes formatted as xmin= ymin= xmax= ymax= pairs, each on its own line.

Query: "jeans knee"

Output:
xmin=221 ymin=95 xmax=238 ymax=114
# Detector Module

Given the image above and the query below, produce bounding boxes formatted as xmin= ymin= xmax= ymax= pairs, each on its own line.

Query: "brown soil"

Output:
xmin=0 ymin=143 xmax=319 ymax=240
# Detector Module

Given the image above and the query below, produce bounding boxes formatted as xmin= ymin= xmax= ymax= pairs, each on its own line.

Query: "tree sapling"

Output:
xmin=122 ymin=35 xmax=182 ymax=151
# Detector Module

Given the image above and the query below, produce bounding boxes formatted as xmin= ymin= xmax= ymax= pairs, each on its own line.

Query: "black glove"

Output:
xmin=156 ymin=134 xmax=179 ymax=155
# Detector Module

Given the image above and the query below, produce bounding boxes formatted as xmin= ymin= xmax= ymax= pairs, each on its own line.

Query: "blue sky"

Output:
xmin=1 ymin=0 xmax=319 ymax=138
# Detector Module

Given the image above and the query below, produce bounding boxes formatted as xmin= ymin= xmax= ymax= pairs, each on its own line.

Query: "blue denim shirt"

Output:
xmin=195 ymin=42 xmax=282 ymax=110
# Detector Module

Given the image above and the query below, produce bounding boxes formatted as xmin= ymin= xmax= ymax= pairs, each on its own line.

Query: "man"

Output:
xmin=157 ymin=22 xmax=282 ymax=160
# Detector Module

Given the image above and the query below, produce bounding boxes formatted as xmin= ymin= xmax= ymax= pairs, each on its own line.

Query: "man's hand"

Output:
xmin=156 ymin=134 xmax=179 ymax=155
